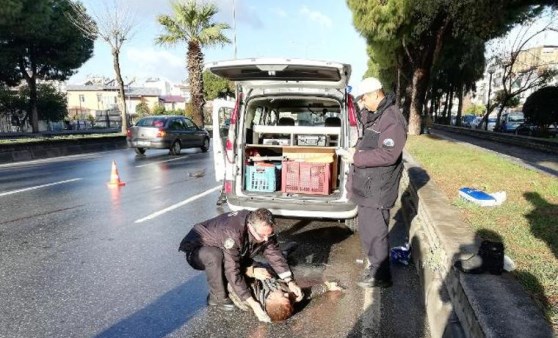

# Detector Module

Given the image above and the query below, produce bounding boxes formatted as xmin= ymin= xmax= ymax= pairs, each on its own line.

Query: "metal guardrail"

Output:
xmin=432 ymin=124 xmax=558 ymax=155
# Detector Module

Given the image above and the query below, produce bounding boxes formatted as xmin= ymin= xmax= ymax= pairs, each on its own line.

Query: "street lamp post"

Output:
xmin=485 ymin=66 xmax=495 ymax=131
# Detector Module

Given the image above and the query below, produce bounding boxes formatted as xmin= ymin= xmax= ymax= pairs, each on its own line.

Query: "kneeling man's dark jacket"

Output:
xmin=179 ymin=210 xmax=291 ymax=301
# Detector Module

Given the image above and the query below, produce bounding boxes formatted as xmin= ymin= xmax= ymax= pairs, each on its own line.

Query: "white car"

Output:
xmin=208 ymin=58 xmax=359 ymax=230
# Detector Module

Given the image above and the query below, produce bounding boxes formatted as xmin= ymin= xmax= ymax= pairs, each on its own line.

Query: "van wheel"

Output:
xmin=345 ymin=216 xmax=358 ymax=232
xmin=200 ymin=137 xmax=210 ymax=153
xmin=135 ymin=147 xmax=146 ymax=155
xmin=170 ymin=141 xmax=181 ymax=155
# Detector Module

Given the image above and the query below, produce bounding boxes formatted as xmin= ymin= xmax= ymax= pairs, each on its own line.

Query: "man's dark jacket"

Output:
xmin=179 ymin=210 xmax=292 ymax=301
xmin=349 ymin=93 xmax=407 ymax=208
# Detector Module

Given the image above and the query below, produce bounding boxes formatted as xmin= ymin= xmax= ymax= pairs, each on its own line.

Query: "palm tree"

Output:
xmin=156 ymin=0 xmax=230 ymax=127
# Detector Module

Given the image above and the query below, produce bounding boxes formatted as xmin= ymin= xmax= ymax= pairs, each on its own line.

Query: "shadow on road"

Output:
xmin=94 ymin=274 xmax=206 ymax=338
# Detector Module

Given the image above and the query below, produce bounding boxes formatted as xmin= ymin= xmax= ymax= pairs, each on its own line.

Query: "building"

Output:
xmin=474 ymin=45 xmax=558 ymax=109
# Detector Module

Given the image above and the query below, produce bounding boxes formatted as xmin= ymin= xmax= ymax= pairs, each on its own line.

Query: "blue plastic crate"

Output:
xmin=245 ymin=165 xmax=277 ymax=192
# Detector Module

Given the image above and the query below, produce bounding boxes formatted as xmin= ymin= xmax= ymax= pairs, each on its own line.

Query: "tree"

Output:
xmin=347 ymin=0 xmax=554 ymax=135
xmin=203 ymin=71 xmax=234 ymax=100
xmin=488 ymin=15 xmax=558 ymax=130
xmin=152 ymin=103 xmax=166 ymax=115
xmin=135 ymin=101 xmax=150 ymax=118
xmin=67 ymin=0 xmax=137 ymax=134
xmin=156 ymin=0 xmax=230 ymax=127
xmin=523 ymin=86 xmax=558 ymax=126
xmin=0 ymin=0 xmax=94 ymax=133
xmin=0 ymin=84 xmax=67 ymax=130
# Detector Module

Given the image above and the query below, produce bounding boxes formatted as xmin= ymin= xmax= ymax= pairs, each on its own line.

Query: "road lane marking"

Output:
xmin=0 ymin=178 xmax=82 ymax=197
xmin=135 ymin=156 xmax=189 ymax=168
xmin=134 ymin=185 xmax=221 ymax=223
xmin=362 ymin=286 xmax=381 ymax=336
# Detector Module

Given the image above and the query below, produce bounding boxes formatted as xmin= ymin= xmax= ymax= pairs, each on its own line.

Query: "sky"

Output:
xmin=68 ymin=0 xmax=369 ymax=88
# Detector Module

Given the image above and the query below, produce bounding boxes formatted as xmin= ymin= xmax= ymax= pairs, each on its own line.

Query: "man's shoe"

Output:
xmin=357 ymin=274 xmax=393 ymax=288
xmin=207 ymin=295 xmax=235 ymax=311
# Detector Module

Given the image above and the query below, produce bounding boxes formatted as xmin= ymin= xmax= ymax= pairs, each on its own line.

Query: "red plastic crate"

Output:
xmin=281 ymin=160 xmax=331 ymax=195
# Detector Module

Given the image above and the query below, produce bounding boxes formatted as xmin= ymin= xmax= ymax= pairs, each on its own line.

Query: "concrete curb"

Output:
xmin=0 ymin=136 xmax=127 ymax=164
xmin=400 ymin=151 xmax=553 ymax=338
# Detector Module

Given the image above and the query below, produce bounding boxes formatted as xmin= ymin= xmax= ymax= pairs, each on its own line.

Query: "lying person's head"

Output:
xmin=264 ymin=289 xmax=295 ymax=322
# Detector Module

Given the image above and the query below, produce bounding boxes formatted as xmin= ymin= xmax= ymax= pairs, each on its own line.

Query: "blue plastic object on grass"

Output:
xmin=458 ymin=187 xmax=506 ymax=207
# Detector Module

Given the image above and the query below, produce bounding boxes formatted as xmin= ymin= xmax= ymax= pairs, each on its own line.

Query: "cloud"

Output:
xmin=299 ymin=6 xmax=332 ymax=28
xmin=125 ymin=47 xmax=186 ymax=82
xmin=271 ymin=7 xmax=287 ymax=18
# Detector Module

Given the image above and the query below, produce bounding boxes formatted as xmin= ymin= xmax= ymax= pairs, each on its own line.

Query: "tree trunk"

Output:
xmin=409 ymin=67 xmax=429 ymax=135
xmin=112 ymin=49 xmax=128 ymax=134
xmin=29 ymin=79 xmax=38 ymax=133
xmin=456 ymin=84 xmax=464 ymax=126
xmin=447 ymin=87 xmax=454 ymax=124
xmin=187 ymin=42 xmax=205 ymax=127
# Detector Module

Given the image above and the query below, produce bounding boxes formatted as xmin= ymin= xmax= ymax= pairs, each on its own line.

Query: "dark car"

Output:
xmin=126 ymin=115 xmax=210 ymax=155
xmin=515 ymin=122 xmax=558 ymax=138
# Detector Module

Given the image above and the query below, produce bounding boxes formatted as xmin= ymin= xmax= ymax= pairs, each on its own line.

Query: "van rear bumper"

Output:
xmin=226 ymin=195 xmax=358 ymax=219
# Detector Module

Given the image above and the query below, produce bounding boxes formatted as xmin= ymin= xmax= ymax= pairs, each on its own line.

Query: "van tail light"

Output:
xmin=230 ymin=92 xmax=242 ymax=125
xmin=224 ymin=180 xmax=233 ymax=194
xmin=126 ymin=129 xmax=131 ymax=138
xmin=225 ymin=139 xmax=233 ymax=151
xmin=156 ymin=128 xmax=166 ymax=138
xmin=347 ymin=94 xmax=357 ymax=126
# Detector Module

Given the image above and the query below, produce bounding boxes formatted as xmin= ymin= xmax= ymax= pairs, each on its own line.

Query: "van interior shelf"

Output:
xmin=253 ymin=125 xmax=340 ymax=147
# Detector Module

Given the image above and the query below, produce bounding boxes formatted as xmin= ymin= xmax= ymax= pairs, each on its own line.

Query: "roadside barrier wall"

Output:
xmin=0 ymin=136 xmax=127 ymax=164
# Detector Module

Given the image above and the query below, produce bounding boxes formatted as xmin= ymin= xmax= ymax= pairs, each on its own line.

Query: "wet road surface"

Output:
xmin=0 ymin=143 xmax=428 ymax=337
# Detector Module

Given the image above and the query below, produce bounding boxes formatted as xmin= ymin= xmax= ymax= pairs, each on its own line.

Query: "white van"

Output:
xmin=208 ymin=58 xmax=359 ymax=230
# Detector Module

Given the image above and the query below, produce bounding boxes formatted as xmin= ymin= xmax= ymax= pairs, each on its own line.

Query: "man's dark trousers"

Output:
xmin=186 ymin=246 xmax=227 ymax=300
xmin=358 ymin=205 xmax=391 ymax=280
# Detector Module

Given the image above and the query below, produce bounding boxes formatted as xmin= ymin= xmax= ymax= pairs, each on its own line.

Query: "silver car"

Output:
xmin=126 ymin=115 xmax=210 ymax=155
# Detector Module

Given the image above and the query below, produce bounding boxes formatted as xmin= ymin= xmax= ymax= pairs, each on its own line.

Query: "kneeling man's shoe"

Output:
xmin=207 ymin=295 xmax=235 ymax=311
xmin=358 ymin=274 xmax=393 ymax=288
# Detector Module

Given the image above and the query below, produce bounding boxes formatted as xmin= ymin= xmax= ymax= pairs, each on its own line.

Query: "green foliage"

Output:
xmin=523 ymin=86 xmax=558 ymax=126
xmin=494 ymin=90 xmax=520 ymax=108
xmin=135 ymin=101 xmax=150 ymax=117
xmin=0 ymin=83 xmax=67 ymax=122
xmin=184 ymin=103 xmax=195 ymax=120
xmin=167 ymin=108 xmax=185 ymax=116
xmin=32 ymin=84 xmax=67 ymax=122
xmin=464 ymin=103 xmax=486 ymax=116
xmin=151 ymin=103 xmax=166 ymax=115
xmin=203 ymin=71 xmax=234 ymax=100
xmin=0 ymin=0 xmax=94 ymax=131
xmin=155 ymin=0 xmax=230 ymax=126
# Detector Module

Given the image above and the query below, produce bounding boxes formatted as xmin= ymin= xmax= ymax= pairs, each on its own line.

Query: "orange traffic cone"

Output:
xmin=107 ymin=160 xmax=126 ymax=187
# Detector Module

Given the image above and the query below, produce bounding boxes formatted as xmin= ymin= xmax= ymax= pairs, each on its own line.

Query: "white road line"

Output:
xmin=135 ymin=156 xmax=189 ymax=168
xmin=0 ymin=178 xmax=83 ymax=197
xmin=362 ymin=286 xmax=381 ymax=336
xmin=134 ymin=185 xmax=221 ymax=223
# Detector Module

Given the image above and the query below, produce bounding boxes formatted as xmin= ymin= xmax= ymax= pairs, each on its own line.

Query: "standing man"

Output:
xmin=178 ymin=208 xmax=303 ymax=322
xmin=343 ymin=77 xmax=407 ymax=288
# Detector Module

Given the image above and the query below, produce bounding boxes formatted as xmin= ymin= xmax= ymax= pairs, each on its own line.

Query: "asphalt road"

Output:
xmin=0 ymin=143 xmax=428 ymax=338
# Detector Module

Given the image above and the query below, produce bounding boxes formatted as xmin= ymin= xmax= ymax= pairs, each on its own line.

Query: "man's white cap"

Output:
xmin=353 ymin=77 xmax=383 ymax=99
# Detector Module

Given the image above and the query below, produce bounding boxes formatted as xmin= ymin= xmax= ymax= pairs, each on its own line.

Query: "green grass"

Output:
xmin=406 ymin=134 xmax=558 ymax=330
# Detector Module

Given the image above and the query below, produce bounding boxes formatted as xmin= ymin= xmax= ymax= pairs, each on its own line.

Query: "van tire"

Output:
xmin=345 ymin=216 xmax=358 ymax=232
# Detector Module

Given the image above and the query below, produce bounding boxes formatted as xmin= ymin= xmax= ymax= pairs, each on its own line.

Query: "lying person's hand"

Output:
xmin=288 ymin=281 xmax=304 ymax=302
xmin=253 ymin=267 xmax=272 ymax=280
